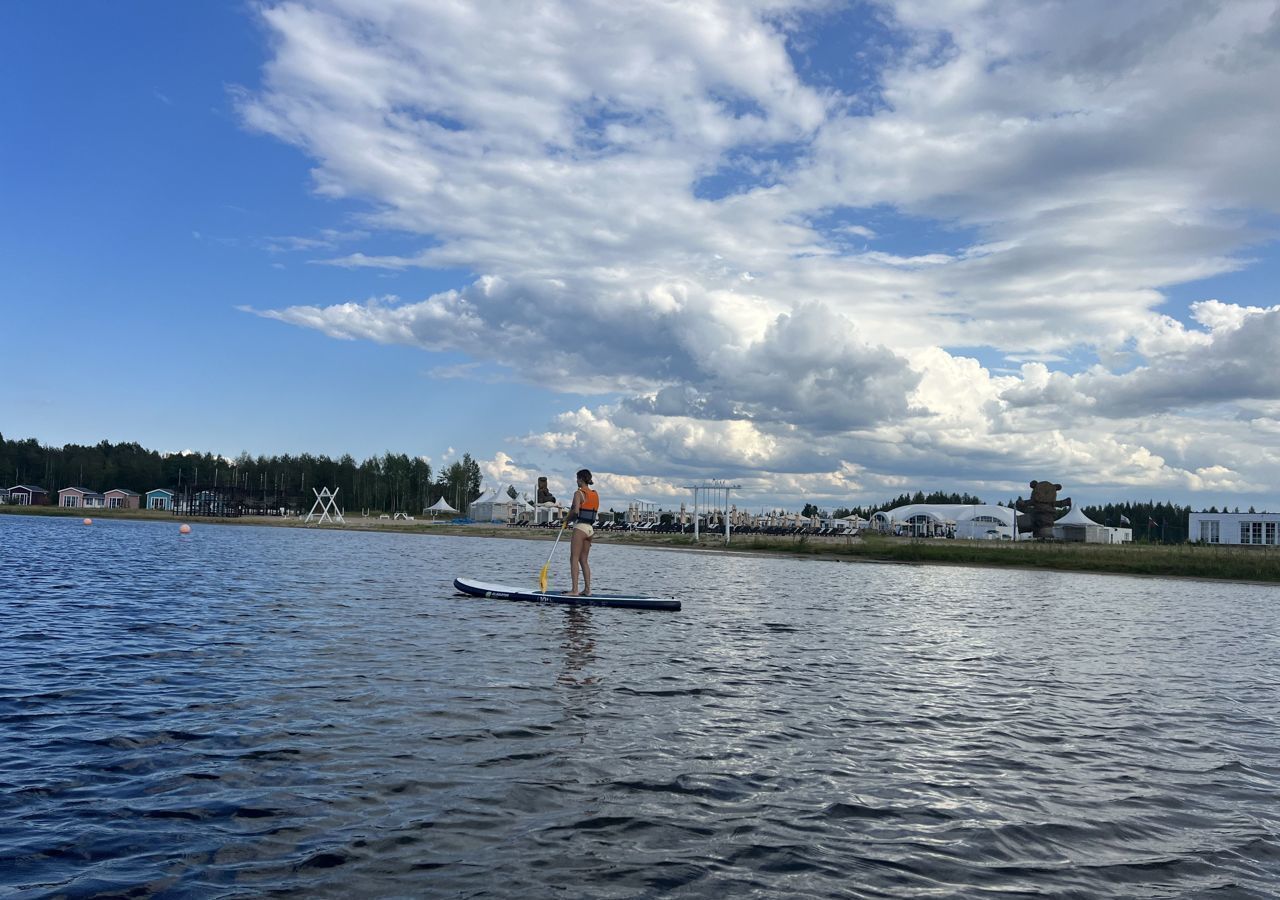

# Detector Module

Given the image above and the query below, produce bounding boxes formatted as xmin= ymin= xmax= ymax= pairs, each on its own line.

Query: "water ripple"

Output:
xmin=2 ymin=515 xmax=1279 ymax=897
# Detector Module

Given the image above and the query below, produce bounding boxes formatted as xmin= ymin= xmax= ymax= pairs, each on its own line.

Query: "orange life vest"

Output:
xmin=576 ymin=487 xmax=599 ymax=523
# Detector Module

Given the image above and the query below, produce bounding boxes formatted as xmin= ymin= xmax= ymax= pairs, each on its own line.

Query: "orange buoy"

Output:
xmin=83 ymin=518 xmax=93 ymax=525
xmin=179 ymin=524 xmax=192 ymax=534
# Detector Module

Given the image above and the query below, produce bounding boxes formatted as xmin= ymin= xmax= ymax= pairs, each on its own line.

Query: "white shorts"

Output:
xmin=573 ymin=522 xmax=594 ymax=537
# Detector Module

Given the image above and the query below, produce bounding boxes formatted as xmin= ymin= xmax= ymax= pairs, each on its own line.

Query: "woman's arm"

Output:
xmin=569 ymin=489 xmax=583 ymax=518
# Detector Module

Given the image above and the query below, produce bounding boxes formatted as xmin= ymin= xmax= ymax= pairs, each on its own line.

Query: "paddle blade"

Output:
xmin=538 ymin=563 xmax=549 ymax=593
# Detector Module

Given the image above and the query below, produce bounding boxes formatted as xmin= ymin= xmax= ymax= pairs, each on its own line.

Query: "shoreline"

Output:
xmin=6 ymin=506 xmax=1279 ymax=584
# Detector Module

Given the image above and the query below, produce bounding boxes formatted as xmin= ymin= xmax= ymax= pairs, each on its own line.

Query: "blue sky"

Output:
xmin=5 ymin=1 xmax=1280 ymax=511
xmin=2 ymin=3 xmax=578 ymax=470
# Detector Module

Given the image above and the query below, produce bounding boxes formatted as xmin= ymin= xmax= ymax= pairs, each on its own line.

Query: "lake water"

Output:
xmin=2 ymin=514 xmax=1279 ymax=898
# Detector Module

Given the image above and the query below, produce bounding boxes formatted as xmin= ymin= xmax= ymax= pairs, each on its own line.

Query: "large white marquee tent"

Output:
xmin=470 ymin=485 xmax=533 ymax=524
xmin=870 ymin=504 xmax=1016 ymax=540
xmin=871 ymin=502 xmax=1133 ymax=543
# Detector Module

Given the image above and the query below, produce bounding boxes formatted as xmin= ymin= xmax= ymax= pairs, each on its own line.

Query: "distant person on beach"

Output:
xmin=567 ymin=468 xmax=598 ymax=596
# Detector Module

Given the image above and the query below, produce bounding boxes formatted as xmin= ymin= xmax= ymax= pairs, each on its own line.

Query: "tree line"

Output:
xmin=1075 ymin=500 xmax=1192 ymax=544
xmin=3 ymin=432 xmax=1213 ymax=539
xmin=0 ymin=433 xmax=482 ymax=515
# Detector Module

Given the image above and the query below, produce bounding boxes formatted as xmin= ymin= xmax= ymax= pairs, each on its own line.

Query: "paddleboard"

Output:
xmin=453 ymin=577 xmax=680 ymax=611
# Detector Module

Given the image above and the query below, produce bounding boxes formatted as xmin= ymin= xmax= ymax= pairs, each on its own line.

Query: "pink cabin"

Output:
xmin=104 ymin=489 xmax=141 ymax=509
xmin=58 ymin=487 xmax=106 ymax=509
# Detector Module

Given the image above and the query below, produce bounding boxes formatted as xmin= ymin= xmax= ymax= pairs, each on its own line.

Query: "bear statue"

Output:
xmin=1015 ymin=480 xmax=1072 ymax=540
xmin=535 ymin=476 xmax=557 ymax=505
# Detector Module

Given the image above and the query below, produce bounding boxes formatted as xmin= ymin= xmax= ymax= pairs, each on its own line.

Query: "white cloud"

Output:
xmin=477 ymin=451 xmax=541 ymax=494
xmin=1003 ymin=303 xmax=1280 ymax=417
xmin=237 ymin=0 xmax=1280 ymax=508
xmin=263 ymin=228 xmax=369 ymax=253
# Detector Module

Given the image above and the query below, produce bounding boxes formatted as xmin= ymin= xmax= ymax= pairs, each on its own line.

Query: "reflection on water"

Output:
xmin=557 ymin=606 xmax=598 ymax=688
xmin=2 ymin=514 xmax=1279 ymax=898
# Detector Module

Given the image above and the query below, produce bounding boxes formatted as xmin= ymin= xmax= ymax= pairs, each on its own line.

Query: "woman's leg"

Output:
xmin=568 ymin=529 xmax=584 ymax=595
xmin=580 ymin=536 xmax=591 ymax=595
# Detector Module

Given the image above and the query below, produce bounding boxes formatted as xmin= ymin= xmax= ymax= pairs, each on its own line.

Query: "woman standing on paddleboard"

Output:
xmin=567 ymin=469 xmax=598 ymax=596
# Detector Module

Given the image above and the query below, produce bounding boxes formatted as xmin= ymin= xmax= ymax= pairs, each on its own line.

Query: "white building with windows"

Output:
xmin=1189 ymin=511 xmax=1280 ymax=546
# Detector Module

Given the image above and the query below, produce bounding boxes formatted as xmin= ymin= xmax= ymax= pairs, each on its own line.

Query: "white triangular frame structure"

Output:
xmin=305 ymin=487 xmax=345 ymax=524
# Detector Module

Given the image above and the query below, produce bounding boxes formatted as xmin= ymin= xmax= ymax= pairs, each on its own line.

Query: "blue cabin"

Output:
xmin=146 ymin=488 xmax=175 ymax=511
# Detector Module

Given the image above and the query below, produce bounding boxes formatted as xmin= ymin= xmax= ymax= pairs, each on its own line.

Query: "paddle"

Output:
xmin=538 ymin=519 xmax=568 ymax=592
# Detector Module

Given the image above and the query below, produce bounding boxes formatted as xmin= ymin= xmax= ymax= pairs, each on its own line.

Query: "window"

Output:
xmin=1200 ymin=520 xmax=1219 ymax=543
xmin=62 ymin=494 xmax=78 ymax=508
xmin=1239 ymin=522 xmax=1268 ymax=544
xmin=906 ymin=514 xmax=936 ymax=536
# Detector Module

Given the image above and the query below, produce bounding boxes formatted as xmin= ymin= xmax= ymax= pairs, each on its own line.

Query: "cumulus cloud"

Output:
xmin=621 ymin=302 xmax=920 ymax=432
xmin=478 ymin=451 xmax=540 ymax=493
xmin=238 ymin=0 xmax=1280 ymax=507
xmin=1003 ymin=303 xmax=1280 ymax=417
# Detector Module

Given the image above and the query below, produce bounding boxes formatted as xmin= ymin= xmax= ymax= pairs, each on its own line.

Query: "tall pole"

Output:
xmin=724 ymin=486 xmax=730 ymax=543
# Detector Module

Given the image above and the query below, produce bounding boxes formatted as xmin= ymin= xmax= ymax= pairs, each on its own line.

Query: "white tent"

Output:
xmin=1056 ymin=505 xmax=1099 ymax=526
xmin=426 ymin=496 xmax=459 ymax=519
xmin=1054 ymin=505 xmax=1107 ymax=543
xmin=470 ymin=485 xmax=524 ymax=523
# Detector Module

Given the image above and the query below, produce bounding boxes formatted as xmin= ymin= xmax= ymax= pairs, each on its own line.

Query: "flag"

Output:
xmin=1120 ymin=515 xmax=1130 ymax=525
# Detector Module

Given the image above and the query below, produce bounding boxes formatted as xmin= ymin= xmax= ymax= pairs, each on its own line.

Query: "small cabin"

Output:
xmin=104 ymin=488 xmax=141 ymax=509
xmin=8 ymin=485 xmax=49 ymax=506
xmin=146 ymin=488 xmax=175 ymax=511
xmin=59 ymin=487 xmax=106 ymax=508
